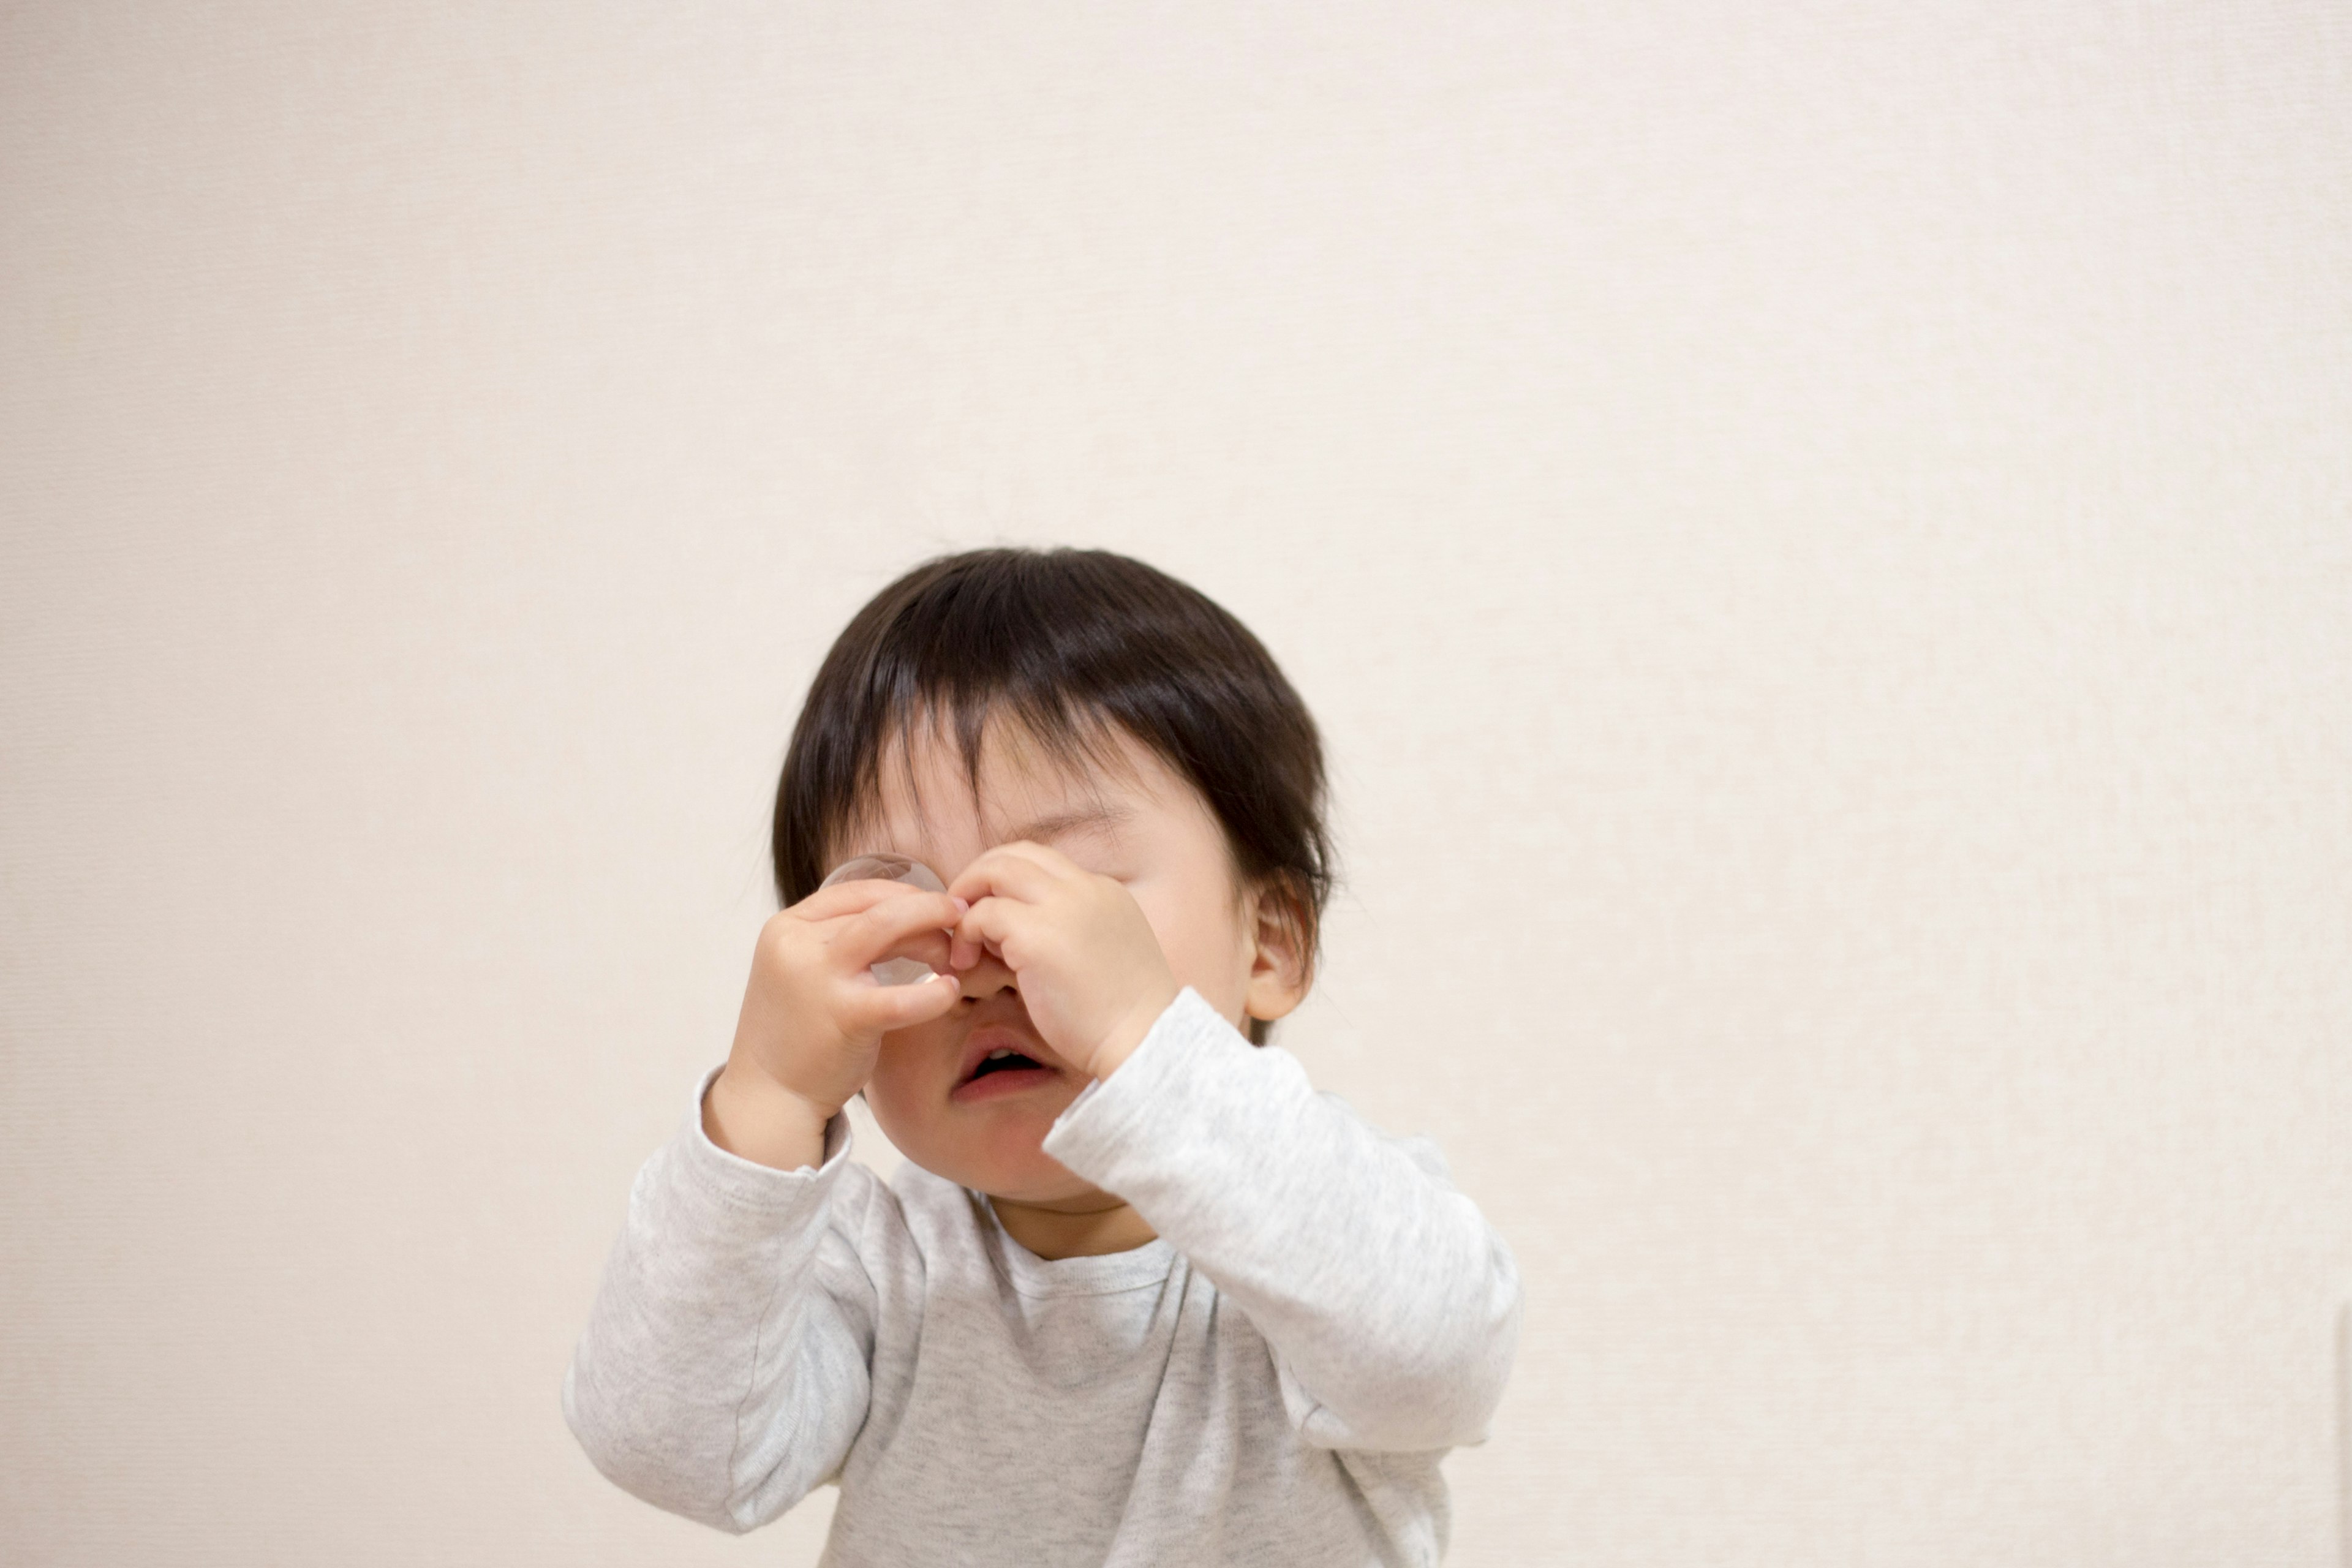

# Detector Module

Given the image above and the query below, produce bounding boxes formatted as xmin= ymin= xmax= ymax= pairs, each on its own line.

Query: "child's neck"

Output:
xmin=989 ymin=1192 xmax=1158 ymax=1261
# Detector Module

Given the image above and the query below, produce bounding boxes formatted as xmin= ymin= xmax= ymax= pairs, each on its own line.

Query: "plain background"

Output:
xmin=4 ymin=3 xmax=2349 ymax=1564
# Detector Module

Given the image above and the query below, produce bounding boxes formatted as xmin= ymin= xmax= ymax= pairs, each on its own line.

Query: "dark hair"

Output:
xmin=771 ymin=547 xmax=1333 ymax=1044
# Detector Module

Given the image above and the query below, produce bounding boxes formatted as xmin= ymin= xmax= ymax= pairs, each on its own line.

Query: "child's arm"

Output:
xmin=1041 ymin=987 xmax=1523 ymax=1453
xmin=562 ymin=1084 xmax=881 ymax=1531
xmin=565 ymin=878 xmax=965 ymax=1529
xmin=946 ymin=840 xmax=1521 ymax=1452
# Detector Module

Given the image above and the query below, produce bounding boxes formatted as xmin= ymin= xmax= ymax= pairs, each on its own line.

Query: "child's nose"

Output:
xmin=949 ymin=946 xmax=1018 ymax=1000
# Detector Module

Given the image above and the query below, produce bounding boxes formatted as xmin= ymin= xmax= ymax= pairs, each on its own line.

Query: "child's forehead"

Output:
xmin=856 ymin=706 xmax=1150 ymax=841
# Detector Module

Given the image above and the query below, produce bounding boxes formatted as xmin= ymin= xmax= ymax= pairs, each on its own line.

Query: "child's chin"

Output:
xmin=981 ymin=1172 xmax=1092 ymax=1205
xmin=984 ymin=1149 xmax=1077 ymax=1194
xmin=953 ymin=1139 xmax=1086 ymax=1204
xmin=876 ymin=1112 xmax=1055 ymax=1197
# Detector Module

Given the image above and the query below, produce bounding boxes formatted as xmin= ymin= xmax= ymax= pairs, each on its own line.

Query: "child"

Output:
xmin=563 ymin=547 xmax=1522 ymax=1566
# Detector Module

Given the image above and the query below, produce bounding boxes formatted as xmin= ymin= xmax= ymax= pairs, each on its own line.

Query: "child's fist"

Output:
xmin=946 ymin=842 xmax=1182 ymax=1081
xmin=704 ymin=879 xmax=966 ymax=1169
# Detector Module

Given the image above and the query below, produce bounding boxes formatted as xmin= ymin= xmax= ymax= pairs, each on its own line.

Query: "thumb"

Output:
xmin=844 ymin=968 xmax=963 ymax=1036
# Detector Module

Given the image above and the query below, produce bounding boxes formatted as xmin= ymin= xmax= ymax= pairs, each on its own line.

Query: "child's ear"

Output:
xmin=1241 ymin=874 xmax=1314 ymax=1027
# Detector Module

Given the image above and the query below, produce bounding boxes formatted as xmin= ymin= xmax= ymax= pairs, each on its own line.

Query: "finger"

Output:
xmin=839 ymin=968 xmax=964 ymax=1035
xmin=944 ymin=843 xmax=1069 ymax=907
xmin=839 ymin=891 xmax=969 ymax=971
xmin=794 ymin=878 xmax=944 ymax=922
xmin=950 ymin=893 xmax=1034 ymax=971
xmin=869 ymin=925 xmax=954 ymax=974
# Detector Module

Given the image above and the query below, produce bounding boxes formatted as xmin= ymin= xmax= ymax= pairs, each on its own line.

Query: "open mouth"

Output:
xmin=970 ymin=1048 xmax=1046 ymax=1080
xmin=952 ymin=1041 xmax=1063 ymax=1103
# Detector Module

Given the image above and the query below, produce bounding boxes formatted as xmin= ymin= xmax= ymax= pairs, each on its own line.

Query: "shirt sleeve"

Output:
xmin=560 ymin=1066 xmax=883 ymax=1533
xmin=1039 ymin=988 xmax=1523 ymax=1453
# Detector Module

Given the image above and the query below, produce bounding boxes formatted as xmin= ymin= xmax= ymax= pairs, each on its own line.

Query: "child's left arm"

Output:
xmin=1038 ymin=986 xmax=1523 ymax=1453
xmin=947 ymin=841 xmax=1523 ymax=1453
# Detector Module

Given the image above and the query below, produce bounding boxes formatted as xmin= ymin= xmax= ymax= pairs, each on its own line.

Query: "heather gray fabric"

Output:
xmin=562 ymin=986 xmax=1522 ymax=1566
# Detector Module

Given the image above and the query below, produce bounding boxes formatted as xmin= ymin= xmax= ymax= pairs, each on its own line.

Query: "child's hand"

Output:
xmin=704 ymin=880 xmax=967 ymax=1169
xmin=946 ymin=843 xmax=1182 ymax=1081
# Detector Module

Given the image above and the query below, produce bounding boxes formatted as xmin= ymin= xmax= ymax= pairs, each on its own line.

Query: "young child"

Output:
xmin=563 ymin=547 xmax=1522 ymax=1566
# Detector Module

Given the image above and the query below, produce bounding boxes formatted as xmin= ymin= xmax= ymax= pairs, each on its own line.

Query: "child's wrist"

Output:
xmin=1087 ymin=979 xmax=1183 ymax=1081
xmin=703 ymin=1063 xmax=837 ymax=1171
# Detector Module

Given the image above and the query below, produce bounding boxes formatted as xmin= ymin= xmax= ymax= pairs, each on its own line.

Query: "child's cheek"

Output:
xmin=861 ymin=1045 xmax=947 ymax=1158
xmin=1134 ymin=880 xmax=1250 ymax=1016
xmin=872 ymin=1016 xmax=957 ymax=1092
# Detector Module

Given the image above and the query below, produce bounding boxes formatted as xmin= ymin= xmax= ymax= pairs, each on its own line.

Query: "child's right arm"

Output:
xmin=560 ymin=1087 xmax=873 ymax=1530
xmin=560 ymin=880 xmax=965 ymax=1531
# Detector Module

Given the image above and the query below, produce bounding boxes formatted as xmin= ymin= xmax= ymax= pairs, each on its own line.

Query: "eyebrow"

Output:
xmin=995 ymin=804 xmax=1134 ymax=845
xmin=850 ymin=804 xmax=1137 ymax=873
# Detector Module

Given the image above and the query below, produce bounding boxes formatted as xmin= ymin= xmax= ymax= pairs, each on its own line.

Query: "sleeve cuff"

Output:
xmin=1042 ymin=987 xmax=1248 ymax=1174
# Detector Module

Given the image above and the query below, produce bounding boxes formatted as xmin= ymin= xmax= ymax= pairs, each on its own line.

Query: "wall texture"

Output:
xmin=3 ymin=3 xmax=2347 ymax=1563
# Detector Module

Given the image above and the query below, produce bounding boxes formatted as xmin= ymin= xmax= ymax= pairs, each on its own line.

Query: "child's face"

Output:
xmin=837 ymin=715 xmax=1298 ymax=1205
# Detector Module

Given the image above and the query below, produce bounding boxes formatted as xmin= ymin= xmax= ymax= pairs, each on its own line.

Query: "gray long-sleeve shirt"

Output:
xmin=562 ymin=986 xmax=1523 ymax=1566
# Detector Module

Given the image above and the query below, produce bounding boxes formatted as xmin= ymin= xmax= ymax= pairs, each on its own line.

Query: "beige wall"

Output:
xmin=4 ymin=3 xmax=2348 ymax=1563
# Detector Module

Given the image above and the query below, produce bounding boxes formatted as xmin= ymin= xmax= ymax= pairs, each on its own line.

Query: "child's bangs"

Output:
xmin=842 ymin=681 xmax=1147 ymax=858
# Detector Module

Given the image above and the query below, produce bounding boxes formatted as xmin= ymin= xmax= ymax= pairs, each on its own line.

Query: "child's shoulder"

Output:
xmin=830 ymin=1154 xmax=1042 ymax=1297
xmin=830 ymin=1148 xmax=988 ymax=1250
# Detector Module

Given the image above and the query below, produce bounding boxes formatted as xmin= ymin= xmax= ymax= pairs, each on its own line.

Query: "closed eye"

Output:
xmin=997 ymin=805 xmax=1134 ymax=847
